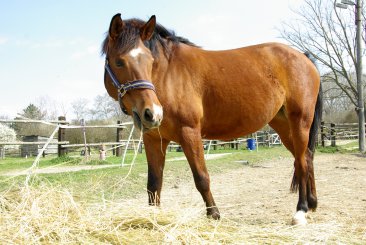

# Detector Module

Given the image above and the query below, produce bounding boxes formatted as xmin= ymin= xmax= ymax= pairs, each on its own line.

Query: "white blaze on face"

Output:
xmin=128 ymin=47 xmax=144 ymax=59
xmin=152 ymin=103 xmax=163 ymax=121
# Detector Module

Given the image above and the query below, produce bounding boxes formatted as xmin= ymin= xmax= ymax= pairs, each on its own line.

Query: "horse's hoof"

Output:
xmin=308 ymin=196 xmax=318 ymax=211
xmin=209 ymin=212 xmax=220 ymax=220
xmin=207 ymin=212 xmax=220 ymax=220
xmin=207 ymin=207 xmax=220 ymax=220
xmin=292 ymin=210 xmax=307 ymax=225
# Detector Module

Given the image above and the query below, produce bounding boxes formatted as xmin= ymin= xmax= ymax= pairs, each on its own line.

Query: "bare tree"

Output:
xmin=0 ymin=115 xmax=9 ymax=120
xmin=71 ymin=94 xmax=129 ymax=121
xmin=71 ymin=98 xmax=90 ymax=120
xmin=36 ymin=96 xmax=63 ymax=120
xmin=91 ymin=93 xmax=127 ymax=120
xmin=322 ymin=72 xmax=361 ymax=121
xmin=279 ymin=0 xmax=366 ymax=118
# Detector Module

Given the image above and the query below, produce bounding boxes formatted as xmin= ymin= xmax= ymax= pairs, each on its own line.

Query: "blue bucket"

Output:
xmin=246 ymin=138 xmax=256 ymax=150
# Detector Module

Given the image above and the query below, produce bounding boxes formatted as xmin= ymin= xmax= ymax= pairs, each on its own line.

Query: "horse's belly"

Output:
xmin=201 ymin=99 xmax=282 ymax=140
xmin=201 ymin=117 xmax=266 ymax=140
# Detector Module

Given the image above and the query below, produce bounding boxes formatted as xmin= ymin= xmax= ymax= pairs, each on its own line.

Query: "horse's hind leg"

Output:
xmin=305 ymin=149 xmax=317 ymax=210
xmin=288 ymin=110 xmax=316 ymax=225
xmin=269 ymin=112 xmax=316 ymax=225
xmin=286 ymin=126 xmax=317 ymax=212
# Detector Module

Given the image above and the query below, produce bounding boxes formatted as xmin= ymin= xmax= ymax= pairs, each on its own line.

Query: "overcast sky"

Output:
xmin=0 ymin=0 xmax=304 ymax=119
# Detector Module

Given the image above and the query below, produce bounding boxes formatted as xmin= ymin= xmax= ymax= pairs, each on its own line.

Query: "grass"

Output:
xmin=0 ymin=147 xmax=291 ymax=200
xmin=316 ymin=140 xmax=360 ymax=153
xmin=0 ymin=144 xmax=351 ymax=196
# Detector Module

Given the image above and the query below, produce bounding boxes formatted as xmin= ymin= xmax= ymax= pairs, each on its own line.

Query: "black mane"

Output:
xmin=101 ymin=18 xmax=198 ymax=57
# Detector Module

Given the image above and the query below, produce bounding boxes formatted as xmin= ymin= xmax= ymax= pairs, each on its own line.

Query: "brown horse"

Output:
xmin=102 ymin=14 xmax=322 ymax=225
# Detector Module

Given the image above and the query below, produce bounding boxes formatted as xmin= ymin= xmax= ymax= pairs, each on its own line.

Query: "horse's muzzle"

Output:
xmin=133 ymin=106 xmax=163 ymax=131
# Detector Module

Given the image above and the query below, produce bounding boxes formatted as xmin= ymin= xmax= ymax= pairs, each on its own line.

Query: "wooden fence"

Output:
xmin=0 ymin=117 xmax=131 ymax=158
xmin=320 ymin=122 xmax=364 ymax=147
xmin=0 ymin=117 xmax=281 ymax=158
xmin=2 ymin=118 xmax=363 ymax=158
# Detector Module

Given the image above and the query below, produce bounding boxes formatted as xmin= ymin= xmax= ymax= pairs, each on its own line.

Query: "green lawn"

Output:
xmin=0 ymin=146 xmax=292 ymax=198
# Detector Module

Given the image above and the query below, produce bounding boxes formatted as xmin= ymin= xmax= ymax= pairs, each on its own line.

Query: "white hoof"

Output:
xmin=292 ymin=210 xmax=307 ymax=225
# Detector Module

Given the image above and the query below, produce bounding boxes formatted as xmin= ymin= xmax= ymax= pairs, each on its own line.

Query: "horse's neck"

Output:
xmin=152 ymin=43 xmax=206 ymax=82
xmin=151 ymin=45 xmax=170 ymax=82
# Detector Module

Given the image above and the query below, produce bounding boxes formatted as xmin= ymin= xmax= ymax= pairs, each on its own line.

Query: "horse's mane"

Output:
xmin=101 ymin=18 xmax=198 ymax=57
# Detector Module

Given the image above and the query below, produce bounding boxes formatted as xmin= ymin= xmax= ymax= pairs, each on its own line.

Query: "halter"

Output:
xmin=104 ymin=59 xmax=156 ymax=114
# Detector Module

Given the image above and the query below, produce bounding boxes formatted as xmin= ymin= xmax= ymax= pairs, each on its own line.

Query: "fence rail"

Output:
xmin=0 ymin=141 xmax=69 ymax=145
xmin=320 ymin=122 xmax=365 ymax=147
xmin=1 ymin=118 xmax=364 ymax=159
xmin=0 ymin=117 xmax=132 ymax=158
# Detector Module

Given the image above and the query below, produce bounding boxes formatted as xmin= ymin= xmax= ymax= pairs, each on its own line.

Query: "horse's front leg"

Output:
xmin=143 ymin=133 xmax=170 ymax=206
xmin=179 ymin=127 xmax=220 ymax=219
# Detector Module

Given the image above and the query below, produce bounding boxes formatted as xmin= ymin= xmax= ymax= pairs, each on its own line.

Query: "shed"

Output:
xmin=21 ymin=135 xmax=58 ymax=157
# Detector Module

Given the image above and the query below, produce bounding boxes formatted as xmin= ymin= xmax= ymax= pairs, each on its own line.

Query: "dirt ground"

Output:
xmin=156 ymin=153 xmax=366 ymax=242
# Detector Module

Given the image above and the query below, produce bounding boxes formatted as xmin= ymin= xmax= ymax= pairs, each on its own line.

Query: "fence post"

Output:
xmin=0 ymin=146 xmax=4 ymax=159
xmin=321 ymin=121 xmax=325 ymax=147
xmin=80 ymin=119 xmax=89 ymax=158
xmin=330 ymin=123 xmax=336 ymax=147
xmin=58 ymin=116 xmax=67 ymax=157
xmin=116 ymin=120 xmax=123 ymax=157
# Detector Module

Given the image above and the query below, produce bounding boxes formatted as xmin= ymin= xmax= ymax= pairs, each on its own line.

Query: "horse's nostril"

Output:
xmin=144 ymin=108 xmax=154 ymax=122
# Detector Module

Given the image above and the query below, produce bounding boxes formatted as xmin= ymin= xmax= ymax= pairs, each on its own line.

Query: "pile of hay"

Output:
xmin=0 ymin=180 xmax=350 ymax=244
xmin=0 ymin=181 xmax=238 ymax=243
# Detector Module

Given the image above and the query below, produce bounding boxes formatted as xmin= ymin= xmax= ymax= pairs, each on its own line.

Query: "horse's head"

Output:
xmin=103 ymin=14 xmax=163 ymax=132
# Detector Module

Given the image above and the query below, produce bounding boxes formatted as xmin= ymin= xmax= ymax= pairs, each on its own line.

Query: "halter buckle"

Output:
xmin=119 ymin=87 xmax=127 ymax=97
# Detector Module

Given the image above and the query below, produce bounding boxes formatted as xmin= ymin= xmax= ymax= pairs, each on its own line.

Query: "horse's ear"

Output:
xmin=140 ymin=15 xmax=156 ymax=41
xmin=109 ymin=13 xmax=124 ymax=40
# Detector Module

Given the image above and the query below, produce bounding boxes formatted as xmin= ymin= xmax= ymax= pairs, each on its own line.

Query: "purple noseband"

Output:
xmin=104 ymin=59 xmax=156 ymax=114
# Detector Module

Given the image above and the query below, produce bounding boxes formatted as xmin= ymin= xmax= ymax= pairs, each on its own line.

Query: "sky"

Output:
xmin=0 ymin=0 xmax=305 ymax=119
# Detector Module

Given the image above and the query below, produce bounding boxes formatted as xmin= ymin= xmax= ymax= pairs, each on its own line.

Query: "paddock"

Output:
xmin=0 ymin=150 xmax=365 ymax=243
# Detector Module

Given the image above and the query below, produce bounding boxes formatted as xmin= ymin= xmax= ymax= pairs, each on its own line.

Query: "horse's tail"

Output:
xmin=308 ymin=83 xmax=323 ymax=152
xmin=304 ymin=52 xmax=323 ymax=153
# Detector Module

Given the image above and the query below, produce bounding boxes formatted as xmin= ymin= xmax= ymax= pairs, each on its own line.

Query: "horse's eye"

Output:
xmin=115 ymin=59 xmax=125 ymax=68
